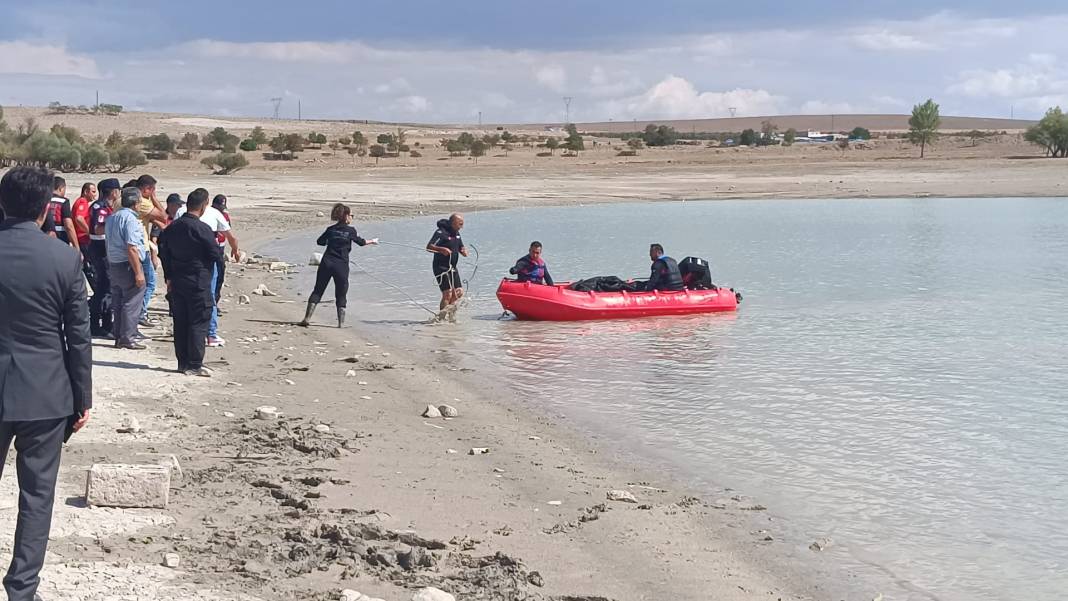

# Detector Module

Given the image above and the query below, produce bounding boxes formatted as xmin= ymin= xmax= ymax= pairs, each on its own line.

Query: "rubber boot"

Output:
xmin=298 ymin=300 xmax=317 ymax=327
xmin=337 ymin=307 xmax=346 ymax=328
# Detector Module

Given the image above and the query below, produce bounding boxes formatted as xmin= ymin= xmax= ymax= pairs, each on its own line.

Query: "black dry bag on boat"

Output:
xmin=679 ymin=257 xmax=716 ymax=290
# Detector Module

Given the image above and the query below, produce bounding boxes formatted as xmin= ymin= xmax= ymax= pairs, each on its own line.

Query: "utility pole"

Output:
xmin=478 ymin=111 xmax=482 ymax=128
xmin=728 ymin=107 xmax=737 ymax=118
xmin=298 ymin=100 xmax=302 ymax=121
xmin=95 ymin=90 xmax=99 ymax=111
xmin=563 ymin=96 xmax=573 ymax=126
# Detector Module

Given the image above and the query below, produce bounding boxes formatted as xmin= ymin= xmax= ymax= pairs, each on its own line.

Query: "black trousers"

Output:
xmin=170 ymin=286 xmax=212 ymax=371
xmin=0 ymin=418 xmax=66 ymax=601
xmin=86 ymin=241 xmax=112 ymax=332
xmin=213 ymin=260 xmax=226 ymax=303
xmin=309 ymin=259 xmax=349 ymax=308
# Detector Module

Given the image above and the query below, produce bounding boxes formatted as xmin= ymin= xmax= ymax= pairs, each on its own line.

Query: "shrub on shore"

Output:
xmin=201 ymin=152 xmax=249 ymax=175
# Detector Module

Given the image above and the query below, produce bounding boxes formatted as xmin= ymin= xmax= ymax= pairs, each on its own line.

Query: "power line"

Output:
xmin=270 ymin=97 xmax=282 ymax=119
xmin=563 ymin=97 xmax=573 ymax=125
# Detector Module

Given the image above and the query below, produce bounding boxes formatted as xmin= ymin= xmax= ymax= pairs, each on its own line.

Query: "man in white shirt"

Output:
xmin=176 ymin=201 xmax=239 ymax=347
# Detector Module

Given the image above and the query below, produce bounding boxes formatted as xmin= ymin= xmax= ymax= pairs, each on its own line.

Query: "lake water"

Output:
xmin=265 ymin=198 xmax=1068 ymax=601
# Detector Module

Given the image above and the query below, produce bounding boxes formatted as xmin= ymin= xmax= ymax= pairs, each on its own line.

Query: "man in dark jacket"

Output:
xmin=510 ymin=241 xmax=554 ymax=285
xmin=0 ymin=166 xmax=92 ymax=601
xmin=644 ymin=243 xmax=685 ymax=291
xmin=158 ymin=188 xmax=224 ymax=377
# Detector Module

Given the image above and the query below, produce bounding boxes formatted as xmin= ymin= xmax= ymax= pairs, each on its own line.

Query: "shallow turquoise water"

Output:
xmin=267 ymin=198 xmax=1068 ymax=601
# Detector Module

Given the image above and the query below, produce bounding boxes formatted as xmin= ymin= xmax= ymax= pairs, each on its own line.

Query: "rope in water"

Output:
xmin=348 ymin=241 xmax=481 ymax=321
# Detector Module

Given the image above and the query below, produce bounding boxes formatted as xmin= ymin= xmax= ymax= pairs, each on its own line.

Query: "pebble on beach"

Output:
xmin=438 ymin=404 xmax=459 ymax=417
xmin=238 ymin=294 xmax=251 ymax=305
xmin=422 ymin=405 xmax=443 ymax=418
xmin=411 ymin=588 xmax=456 ymax=601
xmin=469 ymin=447 xmax=489 ymax=455
xmin=162 ymin=553 xmax=180 ymax=568
xmin=809 ymin=537 xmax=833 ymax=552
xmin=255 ymin=406 xmax=280 ymax=420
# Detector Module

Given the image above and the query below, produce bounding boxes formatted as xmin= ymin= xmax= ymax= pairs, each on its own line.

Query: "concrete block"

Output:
xmin=86 ymin=464 xmax=171 ymax=509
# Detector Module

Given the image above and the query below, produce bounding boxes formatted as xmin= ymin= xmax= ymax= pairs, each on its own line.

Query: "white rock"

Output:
xmin=251 ymin=284 xmax=277 ymax=296
xmin=809 ymin=537 xmax=833 ymax=552
xmin=162 ymin=553 xmax=180 ymax=568
xmin=528 ymin=435 xmax=542 ymax=440
xmin=422 ymin=405 xmax=442 ymax=418
xmin=607 ymin=489 xmax=638 ymax=503
xmin=85 ymin=464 xmax=171 ymax=509
xmin=546 ymin=500 xmax=562 ymax=506
xmin=316 ymin=211 xmax=325 ymax=218
xmin=469 ymin=447 xmax=489 ymax=455
xmin=357 ymin=381 xmax=368 ymax=385
xmin=339 ymin=590 xmax=364 ymax=601
xmin=309 ymin=252 xmax=323 ymax=266
xmin=255 ymin=406 xmax=280 ymax=420
xmin=314 ymin=424 xmax=331 ymax=433
xmin=438 ymin=404 xmax=458 ymax=418
xmin=283 ymin=379 xmax=295 ymax=386
xmin=446 ymin=449 xmax=458 ymax=454
xmin=268 ymin=261 xmax=290 ymax=271
xmin=238 ymin=294 xmax=251 ymax=305
xmin=118 ymin=416 xmax=142 ymax=434
xmin=345 ymin=370 xmax=357 ymax=378
xmin=222 ymin=411 xmax=235 ymax=418
xmin=411 ymin=588 xmax=456 ymax=601
xmin=360 ymin=395 xmax=372 ymax=400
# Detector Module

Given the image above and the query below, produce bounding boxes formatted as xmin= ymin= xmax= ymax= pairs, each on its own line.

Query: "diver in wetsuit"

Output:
xmin=510 ymin=241 xmax=554 ymax=285
xmin=644 ymin=243 xmax=685 ymax=291
xmin=299 ymin=203 xmax=378 ymax=328
xmin=426 ymin=213 xmax=468 ymax=310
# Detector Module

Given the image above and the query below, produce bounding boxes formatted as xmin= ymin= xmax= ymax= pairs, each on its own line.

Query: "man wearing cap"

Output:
xmin=87 ymin=179 xmax=120 ymax=337
xmin=105 ymin=187 xmax=148 ymax=349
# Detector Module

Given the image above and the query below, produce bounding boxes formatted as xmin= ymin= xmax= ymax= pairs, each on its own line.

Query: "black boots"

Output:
xmin=337 ymin=307 xmax=346 ymax=328
xmin=299 ymin=300 xmax=317 ymax=327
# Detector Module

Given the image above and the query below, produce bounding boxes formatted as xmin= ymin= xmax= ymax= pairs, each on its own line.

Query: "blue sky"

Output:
xmin=2 ymin=1 xmax=1066 ymax=122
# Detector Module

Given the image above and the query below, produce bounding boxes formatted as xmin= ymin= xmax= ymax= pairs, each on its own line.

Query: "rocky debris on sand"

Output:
xmin=116 ymin=416 xmax=142 ymax=434
xmin=255 ymin=406 xmax=280 ymax=420
xmin=162 ymin=553 xmax=181 ymax=568
xmin=251 ymin=284 xmax=277 ymax=296
xmin=340 ymin=591 xmax=385 ymax=601
xmin=85 ymin=464 xmax=171 ymax=509
xmin=411 ymin=588 xmax=455 ymax=601
xmin=527 ymin=571 xmax=544 ymax=587
xmin=237 ymin=418 xmax=351 ymax=459
xmin=438 ymin=404 xmax=459 ymax=417
xmin=809 ymin=537 xmax=833 ymax=552
xmin=268 ymin=261 xmax=291 ymax=271
xmin=543 ymin=504 xmax=608 ymax=535
xmin=346 ymin=370 xmax=357 ymax=378
xmin=607 ymin=490 xmax=637 ymax=504
xmin=238 ymin=294 xmax=251 ymax=305
xmin=469 ymin=447 xmax=489 ymax=455
xmin=313 ymin=424 xmax=331 ymax=434
xmin=422 ymin=405 xmax=442 ymax=418
xmin=309 ymin=252 xmax=322 ymax=266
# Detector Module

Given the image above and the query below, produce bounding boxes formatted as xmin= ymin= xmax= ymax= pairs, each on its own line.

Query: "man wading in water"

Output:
xmin=426 ymin=213 xmax=468 ymax=311
xmin=299 ymin=203 xmax=378 ymax=328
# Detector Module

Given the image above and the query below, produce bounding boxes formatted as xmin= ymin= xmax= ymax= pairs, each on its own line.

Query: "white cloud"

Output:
xmin=851 ymin=30 xmax=936 ymax=51
xmin=618 ymin=76 xmax=782 ymax=119
xmin=948 ymin=54 xmax=1066 ymax=99
xmin=373 ymin=77 xmax=412 ymax=94
xmin=0 ymin=41 xmax=99 ymax=77
xmin=397 ymin=95 xmax=430 ymax=113
xmin=535 ymin=65 xmax=568 ymax=92
xmin=183 ymin=40 xmax=383 ymax=63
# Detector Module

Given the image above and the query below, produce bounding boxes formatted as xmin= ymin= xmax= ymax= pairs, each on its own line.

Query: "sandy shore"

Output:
xmin=4 ymin=107 xmax=1065 ymax=599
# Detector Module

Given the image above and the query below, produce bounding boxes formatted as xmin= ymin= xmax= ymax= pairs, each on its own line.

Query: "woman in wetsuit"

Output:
xmin=298 ymin=203 xmax=377 ymax=327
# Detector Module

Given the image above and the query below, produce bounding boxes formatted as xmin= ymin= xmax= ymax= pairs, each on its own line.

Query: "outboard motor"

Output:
xmin=679 ymin=256 xmax=716 ymax=290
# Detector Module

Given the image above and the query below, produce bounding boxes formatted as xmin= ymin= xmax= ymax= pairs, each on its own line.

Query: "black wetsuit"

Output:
xmin=309 ymin=222 xmax=366 ymax=308
xmin=428 ymin=219 xmax=463 ymax=291
xmin=645 ymin=256 xmax=685 ymax=291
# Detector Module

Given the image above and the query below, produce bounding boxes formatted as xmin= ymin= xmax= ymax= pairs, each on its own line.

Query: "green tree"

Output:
xmin=783 ymin=128 xmax=798 ymax=146
xmin=204 ymin=127 xmax=239 ymax=151
xmin=105 ymin=130 xmax=124 ymax=150
xmin=739 ymin=129 xmax=757 ymax=146
xmin=759 ymin=120 xmax=779 ymax=145
xmin=470 ymin=139 xmax=487 ymax=164
xmin=501 ymin=131 xmax=516 ymax=144
xmin=445 ymin=139 xmax=465 ymax=156
xmin=79 ymin=144 xmax=110 ymax=171
xmin=269 ymin=133 xmax=304 ymax=155
xmin=456 ymin=132 xmax=476 ymax=150
xmin=564 ymin=124 xmax=584 ymax=153
xmin=376 ymin=133 xmax=394 ymax=145
xmin=50 ymin=124 xmax=83 ymax=145
xmin=369 ymin=144 xmax=386 ymax=164
xmin=338 ymin=136 xmax=352 ymax=146
xmin=113 ymin=145 xmax=147 ymax=172
xmin=352 ymin=131 xmax=367 ymax=150
xmin=239 ymin=139 xmax=257 ymax=152
xmin=642 ymin=124 xmax=679 ymax=147
xmin=545 ymin=137 xmax=560 ymax=155
xmin=908 ymin=98 xmax=941 ymax=158
xmin=482 ymin=133 xmax=501 ymax=149
xmin=850 ymin=127 xmax=872 ymax=140
xmin=250 ymin=126 xmax=269 ymax=147
xmin=1023 ymin=107 xmax=1068 ymax=157
xmin=142 ymin=133 xmax=176 ymax=154
xmin=201 ymin=152 xmax=249 ymax=175
xmin=177 ymin=132 xmax=200 ymax=153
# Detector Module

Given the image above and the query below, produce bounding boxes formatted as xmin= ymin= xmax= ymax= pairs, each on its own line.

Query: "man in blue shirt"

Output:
xmin=105 ymin=187 xmax=148 ymax=349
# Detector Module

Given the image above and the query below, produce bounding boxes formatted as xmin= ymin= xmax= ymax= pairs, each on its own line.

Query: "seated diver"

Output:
xmin=644 ymin=243 xmax=685 ymax=291
xmin=510 ymin=240 xmax=554 ymax=285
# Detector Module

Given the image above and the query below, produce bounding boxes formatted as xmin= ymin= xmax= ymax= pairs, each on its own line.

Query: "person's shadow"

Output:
xmin=92 ymin=360 xmax=172 ymax=373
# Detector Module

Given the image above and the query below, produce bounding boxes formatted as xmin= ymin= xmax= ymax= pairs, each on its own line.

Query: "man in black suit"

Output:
xmin=158 ymin=188 xmax=224 ymax=377
xmin=0 ymin=166 xmax=92 ymax=601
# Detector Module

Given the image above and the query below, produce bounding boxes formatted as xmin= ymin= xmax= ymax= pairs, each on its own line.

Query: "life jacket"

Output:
xmin=89 ymin=200 xmax=113 ymax=240
xmin=48 ymin=197 xmax=67 ymax=232
xmin=650 ymin=256 xmax=685 ymax=291
xmin=515 ymin=254 xmax=547 ymax=283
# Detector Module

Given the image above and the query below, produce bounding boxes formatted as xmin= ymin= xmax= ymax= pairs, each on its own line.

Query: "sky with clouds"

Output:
xmin=1 ymin=1 xmax=1066 ymax=123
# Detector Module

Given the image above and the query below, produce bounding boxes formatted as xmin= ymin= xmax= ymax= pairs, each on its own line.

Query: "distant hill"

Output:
xmin=562 ymin=114 xmax=1035 ymax=135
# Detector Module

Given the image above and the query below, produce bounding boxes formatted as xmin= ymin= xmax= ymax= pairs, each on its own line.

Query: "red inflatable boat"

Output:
xmin=496 ymin=279 xmax=740 ymax=321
